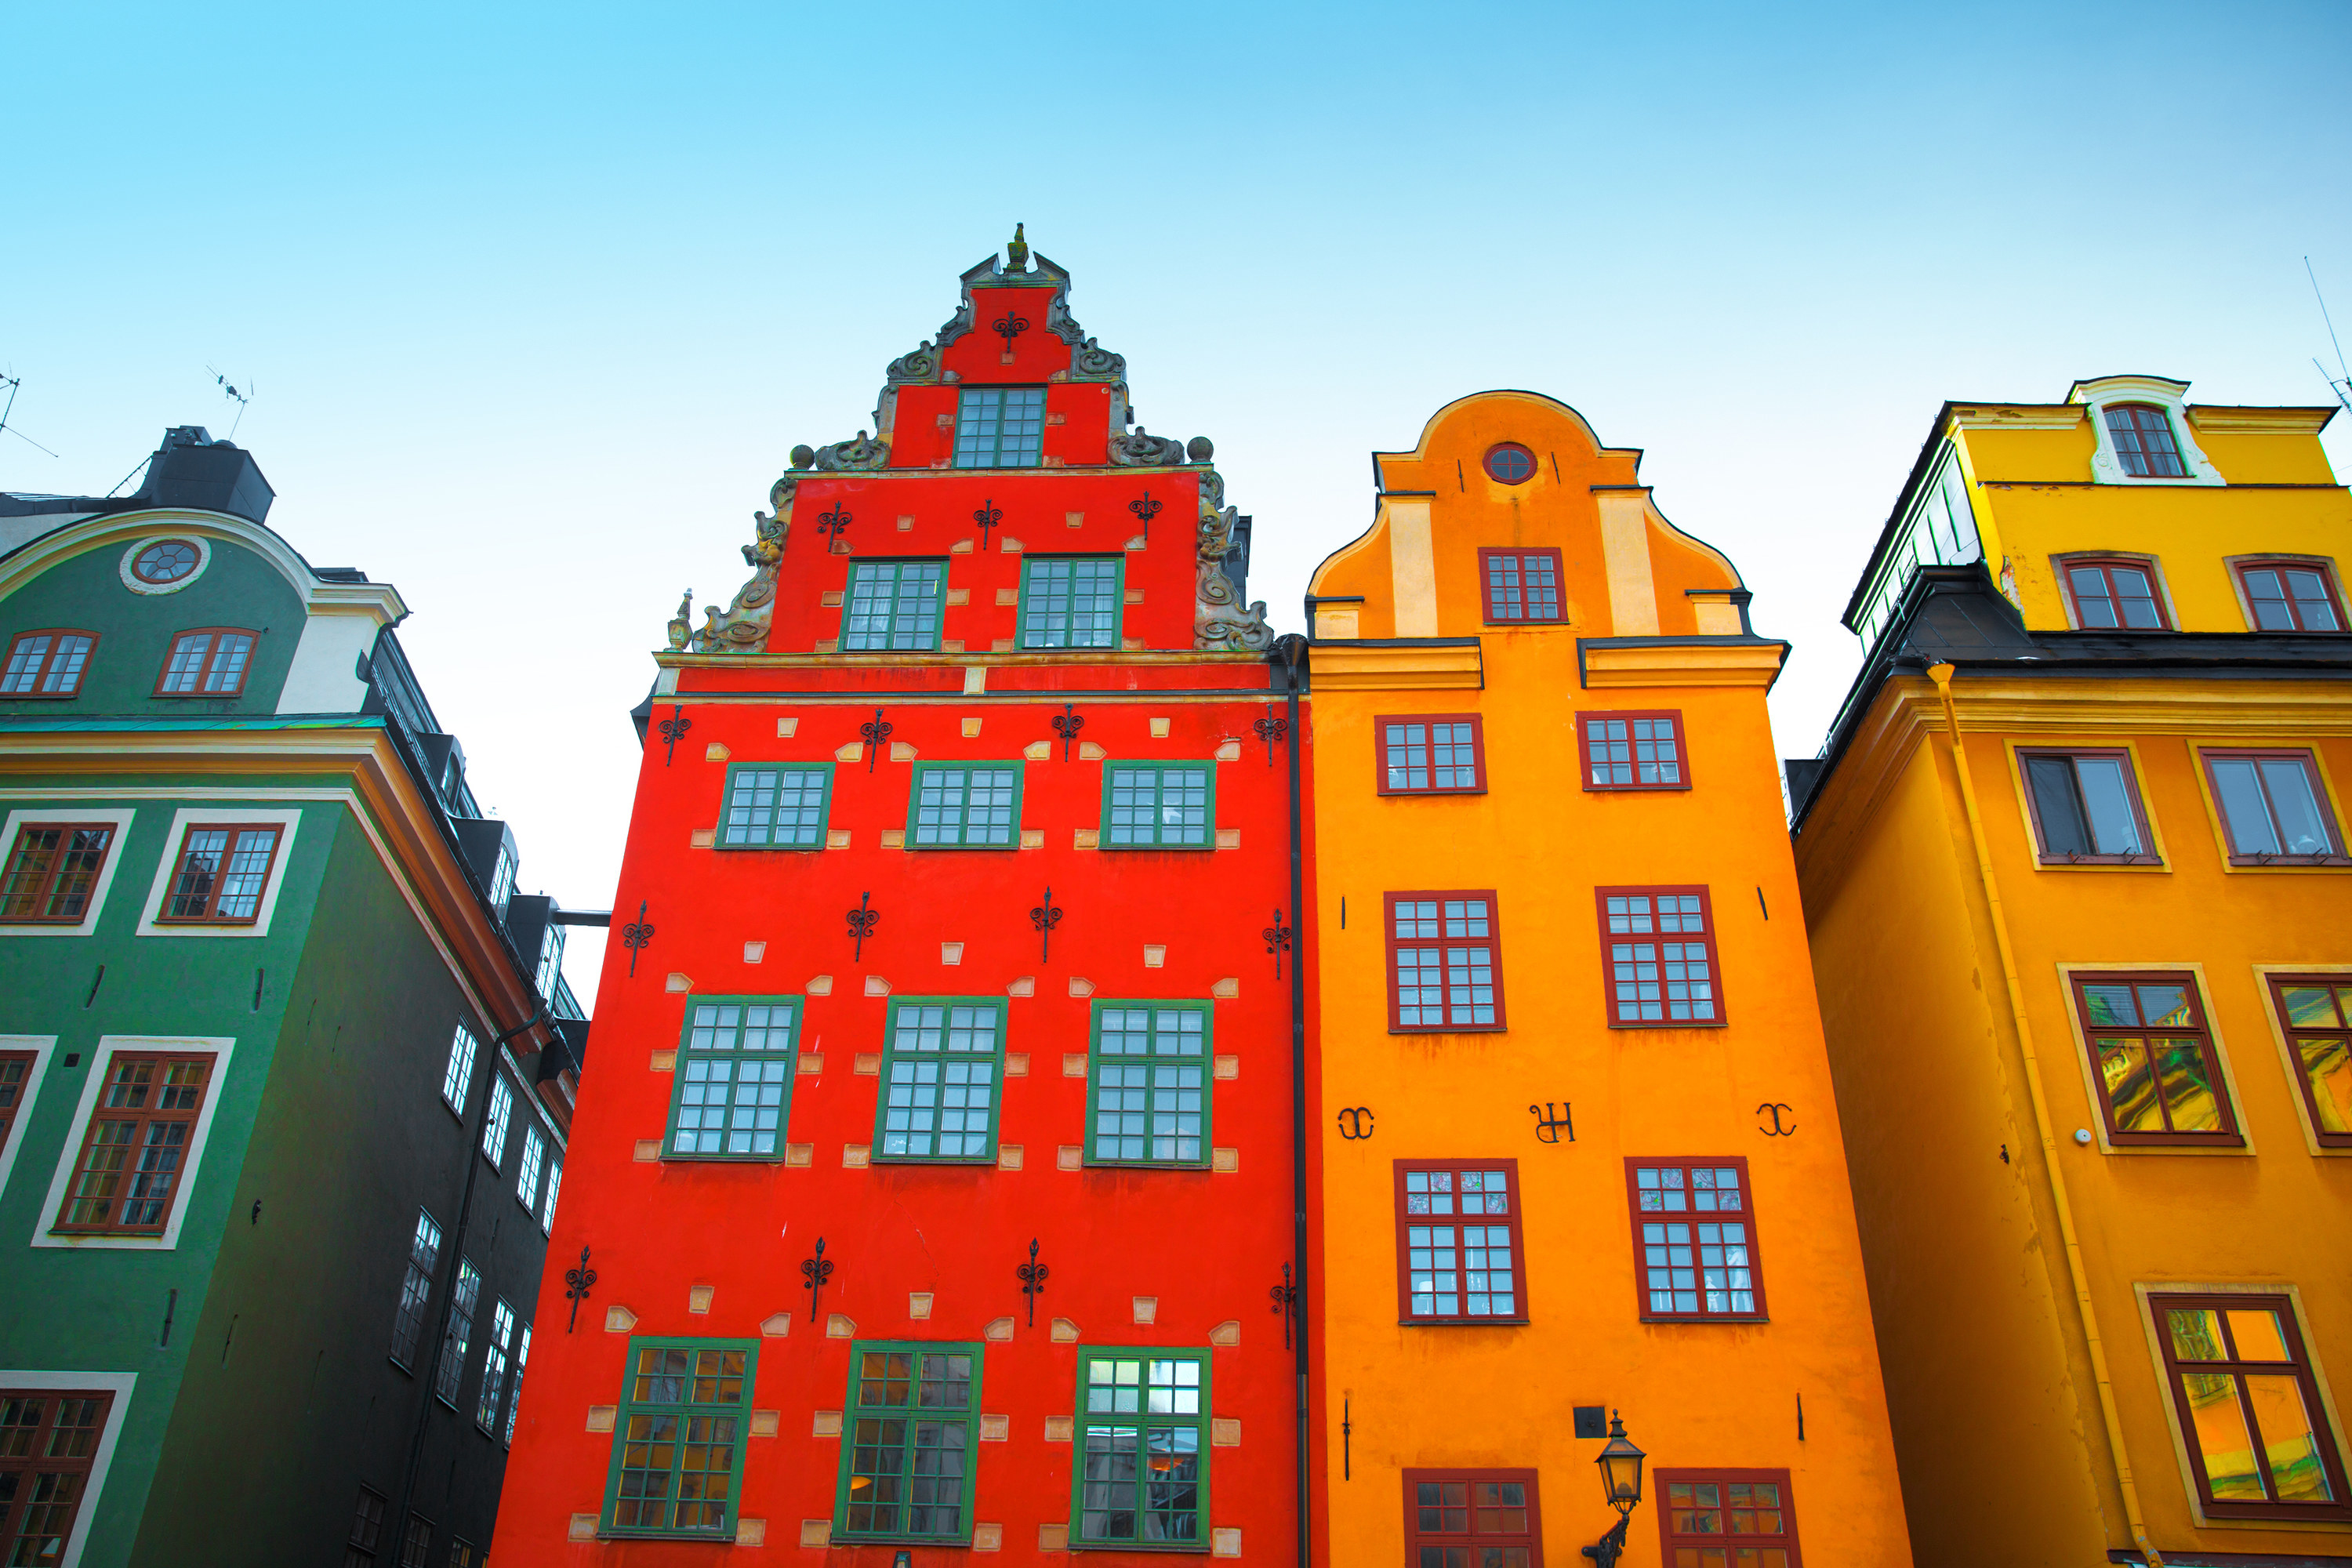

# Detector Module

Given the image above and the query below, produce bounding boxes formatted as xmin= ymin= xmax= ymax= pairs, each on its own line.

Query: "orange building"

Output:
xmin=1302 ymin=392 xmax=1911 ymax=1566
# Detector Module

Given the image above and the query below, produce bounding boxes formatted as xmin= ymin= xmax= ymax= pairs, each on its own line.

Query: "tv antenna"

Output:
xmin=0 ymin=373 xmax=60 ymax=458
xmin=2306 ymin=257 xmax=2352 ymax=417
xmin=208 ymin=365 xmax=255 ymax=438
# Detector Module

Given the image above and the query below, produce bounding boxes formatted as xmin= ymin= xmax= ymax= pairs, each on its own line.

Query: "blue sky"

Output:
xmin=9 ymin=2 xmax=2349 ymax=990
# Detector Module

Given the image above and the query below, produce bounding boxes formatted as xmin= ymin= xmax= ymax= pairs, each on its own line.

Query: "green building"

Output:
xmin=0 ymin=427 xmax=593 ymax=1567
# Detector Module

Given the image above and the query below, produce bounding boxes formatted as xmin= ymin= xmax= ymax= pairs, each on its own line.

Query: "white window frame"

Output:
xmin=441 ymin=1023 xmax=477 ymax=1117
xmin=133 ymin=807 xmax=301 ymax=939
xmin=0 ymin=808 xmax=138 ymax=938
xmin=516 ymin=1124 xmax=546 ymax=1214
xmin=2075 ymin=376 xmax=2223 ymax=488
xmin=0 ymin=1035 xmax=59 ymax=1199
xmin=481 ymin=1074 xmax=514 ymax=1170
xmin=539 ymin=1155 xmax=561 ymax=1234
xmin=0 ymin=1370 xmax=137 ymax=1568
xmin=31 ymin=1035 xmax=236 ymax=1250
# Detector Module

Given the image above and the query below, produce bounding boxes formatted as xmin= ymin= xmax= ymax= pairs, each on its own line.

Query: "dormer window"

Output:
xmin=2102 ymin=405 xmax=2187 ymax=477
xmin=953 ymin=387 xmax=1045 ymax=468
xmin=155 ymin=630 xmax=256 ymax=695
xmin=2236 ymin=560 xmax=2347 ymax=633
xmin=2 ymin=630 xmax=96 ymax=697
xmin=2059 ymin=557 xmax=2169 ymax=630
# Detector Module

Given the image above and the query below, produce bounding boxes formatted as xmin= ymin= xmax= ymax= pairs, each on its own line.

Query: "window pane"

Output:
xmin=2112 ymin=568 xmax=2162 ymax=629
xmin=844 ymin=563 xmax=946 ymax=652
xmin=2286 ymin=568 xmax=2342 ymax=630
xmin=2210 ymin=760 xmax=2280 ymax=855
xmin=2248 ymin=1374 xmax=2336 ymax=1502
xmin=1021 ymin=557 xmax=1121 ymax=648
xmin=2244 ymin=569 xmax=2296 ymax=630
xmin=2259 ymin=760 xmax=2332 ymax=855
xmin=2183 ymin=1371 xmax=2264 ymax=1499
xmin=2026 ymin=757 xmax=2092 ymax=855
xmin=161 ymin=633 xmax=212 ymax=693
xmin=2070 ymin=568 xmax=2119 ymax=628
xmin=954 ymin=387 xmax=1047 ymax=468
xmin=2073 ymin=758 xmax=2143 ymax=855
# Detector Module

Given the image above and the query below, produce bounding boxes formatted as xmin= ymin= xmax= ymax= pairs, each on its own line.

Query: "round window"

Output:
xmin=132 ymin=539 xmax=201 ymax=584
xmin=1483 ymin=443 xmax=1537 ymax=485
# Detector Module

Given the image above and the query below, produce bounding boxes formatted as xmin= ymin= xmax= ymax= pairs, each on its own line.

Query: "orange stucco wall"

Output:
xmin=1305 ymin=392 xmax=1911 ymax=1566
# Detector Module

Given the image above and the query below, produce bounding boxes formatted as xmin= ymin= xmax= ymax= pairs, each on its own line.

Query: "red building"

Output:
xmin=494 ymin=232 xmax=1309 ymax=1566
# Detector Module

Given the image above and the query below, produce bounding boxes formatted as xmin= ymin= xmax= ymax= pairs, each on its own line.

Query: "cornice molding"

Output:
xmin=0 ymin=507 xmax=407 ymax=624
xmin=1951 ymin=405 xmax=2083 ymax=432
xmin=1308 ymin=640 xmax=1483 ymax=691
xmin=1578 ymin=638 xmax=1784 ymax=689
xmin=2186 ymin=405 xmax=2339 ymax=435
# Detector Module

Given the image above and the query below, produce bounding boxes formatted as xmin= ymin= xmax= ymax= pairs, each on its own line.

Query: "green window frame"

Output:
xmin=877 ymin=998 xmax=1004 ymax=1162
xmin=1086 ymin=1002 xmax=1211 ymax=1167
xmin=665 ymin=997 xmax=799 ymax=1160
xmin=601 ymin=1338 xmax=757 ymax=1540
xmin=1102 ymin=763 xmax=1214 ymax=849
xmin=833 ymin=1340 xmax=983 ymax=1543
xmin=717 ymin=762 xmax=833 ymax=848
xmin=1018 ymin=556 xmax=1124 ymax=648
xmin=907 ymin=763 xmax=1023 ymax=848
xmin=953 ymin=387 xmax=1046 ymax=468
xmin=844 ymin=561 xmax=947 ymax=652
xmin=1072 ymin=1348 xmax=1210 ymax=1548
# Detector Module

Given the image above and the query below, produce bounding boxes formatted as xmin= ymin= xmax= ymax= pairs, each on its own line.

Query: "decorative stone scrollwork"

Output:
xmin=1194 ymin=496 xmax=1272 ymax=652
xmin=1108 ymin=426 xmax=1189 ymax=467
xmin=810 ymin=431 xmax=890 ymax=471
xmin=886 ymin=341 xmax=942 ymax=383
xmin=681 ymin=475 xmax=797 ymax=655
xmin=1072 ymin=336 xmax=1126 ymax=381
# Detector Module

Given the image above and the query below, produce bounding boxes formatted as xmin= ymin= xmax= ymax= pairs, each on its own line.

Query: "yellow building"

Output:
xmin=1791 ymin=376 xmax=2352 ymax=1566
xmin=1305 ymin=392 xmax=1912 ymax=1567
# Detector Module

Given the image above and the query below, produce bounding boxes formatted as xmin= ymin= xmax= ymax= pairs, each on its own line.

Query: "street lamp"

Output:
xmin=1581 ymin=1410 xmax=1647 ymax=1568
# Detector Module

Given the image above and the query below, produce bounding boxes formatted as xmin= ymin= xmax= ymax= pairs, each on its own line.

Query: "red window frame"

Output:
xmin=1477 ymin=548 xmax=1564 ymax=626
xmin=1392 ymin=1159 xmax=1528 ymax=1325
xmin=0 ymin=1050 xmax=32 ymax=1152
xmin=1385 ymin=891 xmax=1505 ymax=1032
xmin=0 ymin=629 xmax=99 ymax=699
xmin=0 ymin=1387 xmax=115 ymax=1564
xmin=1374 ymin=713 xmax=1486 ymax=796
xmin=2067 ymin=971 xmax=2241 ymax=1146
xmin=1595 ymin=886 xmax=1724 ymax=1027
xmin=1653 ymin=1468 xmax=1802 ymax=1567
xmin=158 ymin=822 xmax=284 ymax=924
xmin=2015 ymin=747 xmax=2158 ymax=866
xmin=2103 ymin=403 xmax=2188 ymax=478
xmin=2198 ymin=748 xmax=2349 ymax=866
xmin=2148 ymin=1293 xmax=2352 ymax=1523
xmin=1625 ymin=1156 xmax=1766 ymax=1322
xmin=2264 ymin=975 xmax=2352 ymax=1149
xmin=53 ymin=1051 xmax=216 ymax=1235
xmin=1481 ymin=443 xmax=1537 ymax=485
xmin=2234 ymin=557 xmax=2349 ymax=633
xmin=153 ymin=627 xmax=258 ymax=698
xmin=0 ymin=822 xmax=117 ymax=924
xmin=2056 ymin=555 xmax=2171 ymax=631
xmin=1402 ymin=1468 xmax=1544 ymax=1565
xmin=1581 ymin=710 xmax=1690 ymax=792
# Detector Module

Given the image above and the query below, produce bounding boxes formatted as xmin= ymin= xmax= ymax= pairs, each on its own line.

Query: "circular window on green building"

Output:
xmin=132 ymin=539 xmax=200 ymax=583
xmin=1483 ymin=443 xmax=1537 ymax=485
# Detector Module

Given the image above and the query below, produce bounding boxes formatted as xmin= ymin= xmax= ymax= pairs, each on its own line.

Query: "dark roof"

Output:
xmin=0 ymin=426 xmax=274 ymax=525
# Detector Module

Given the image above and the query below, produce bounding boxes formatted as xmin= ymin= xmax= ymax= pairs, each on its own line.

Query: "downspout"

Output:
xmin=394 ymin=1004 xmax=550 ymax=1552
xmin=1926 ymin=664 xmax=2163 ymax=1568
xmin=1279 ymin=632 xmax=1312 ymax=1568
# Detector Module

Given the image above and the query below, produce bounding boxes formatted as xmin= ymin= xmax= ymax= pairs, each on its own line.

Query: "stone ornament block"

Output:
xmin=997 ymin=1145 xmax=1023 ymax=1171
xmin=820 ymin=590 xmax=844 ymax=607
xmin=1215 ymin=739 xmax=1241 ymax=761
xmin=750 ymin=1410 xmax=780 ymax=1437
xmin=665 ymin=973 xmax=691 ymax=993
xmin=1132 ymin=1297 xmax=1158 ymax=1325
xmin=737 ymin=1519 xmax=767 ymax=1547
xmin=1007 ymin=977 xmax=1036 ymax=997
xmin=1057 ymin=1146 xmax=1082 ymax=1171
xmin=843 ymin=1145 xmax=870 ymax=1168
xmin=1215 ymin=828 xmax=1240 ymax=849
xmin=1004 ymin=1054 xmax=1029 ymax=1076
xmin=891 ymin=742 xmax=918 ymax=761
xmin=826 ymin=1314 xmax=856 ymax=1338
xmin=689 ymin=828 xmax=716 ymax=848
xmin=760 ymin=1312 xmax=792 ymax=1337
xmin=800 ymin=1521 xmax=832 ymax=1548
xmin=992 ymin=637 xmax=1016 ymax=651
xmin=1067 ymin=978 xmax=1094 ymax=998
xmin=604 ymin=1305 xmax=637 ymax=1333
xmin=1000 ymin=538 xmax=1023 ymax=554
xmin=1065 ymin=511 xmax=1084 ymax=528
xmin=1050 ymin=1318 xmax=1079 ymax=1343
xmin=784 ymin=1145 xmax=812 ymax=1167
xmin=1212 ymin=1148 xmax=1240 ymax=1173
xmin=1079 ymin=741 xmax=1106 ymax=761
xmin=995 ymin=588 xmax=1020 ymax=606
xmin=826 ymin=829 xmax=851 ymax=849
xmin=633 ymin=1140 xmax=660 ymax=1163
xmin=898 ymin=514 xmax=916 ymax=529
xmin=880 ymin=829 xmax=906 ymax=848
xmin=806 ymin=975 xmax=833 ymax=996
xmin=817 ymin=638 xmax=841 ymax=652
xmin=1212 ymin=978 xmax=1240 ymax=1000
xmin=568 ymin=1514 xmax=597 ymax=1541
xmin=586 ymin=1405 xmax=616 ymax=1432
xmin=864 ymin=975 xmax=891 ymax=996
xmin=1121 ymin=637 xmax=1145 ymax=651
xmin=979 ymin=1414 xmax=1009 ymax=1441
xmin=984 ymin=1316 xmax=1014 ymax=1341
xmin=950 ymin=539 xmax=974 ymax=554
xmin=1124 ymin=588 xmax=1145 ymax=604
xmin=945 ymin=589 xmax=971 ymax=607
xmin=942 ymin=639 xmax=965 ymax=653
xmin=1210 ymin=1320 xmax=1240 ymax=1347
xmin=1125 ymin=535 xmax=1147 ymax=550
xmin=1149 ymin=717 xmax=1171 ymax=738
xmin=1062 ymin=1054 xmax=1088 ymax=1078
xmin=909 ymin=1293 xmax=933 ymax=1320
xmin=797 ymin=1054 xmax=824 ymax=1076
xmin=775 ymin=717 xmax=798 ymax=737
xmin=1212 ymin=1417 xmax=1240 ymax=1446
xmin=1214 ymin=1056 xmax=1238 ymax=1080
xmin=1023 ymin=740 xmax=1051 ymax=760
xmin=1044 ymin=1417 xmax=1075 ymax=1443
xmin=812 ymin=1410 xmax=844 ymax=1436
xmin=942 ymin=942 xmax=964 ymax=965
xmin=835 ymin=742 xmax=862 ymax=763
xmin=742 ymin=941 xmax=765 ymax=964
xmin=1073 ymin=828 xmax=1099 ymax=849
xmin=705 ymin=742 xmax=731 ymax=762
xmin=962 ymin=717 xmax=984 ymax=737
xmin=975 ymin=1523 xmax=1004 ymax=1552
xmin=854 ymin=1054 xmax=881 ymax=1076
xmin=1040 ymin=1524 xmax=1070 ymax=1552
xmin=688 ymin=1285 xmax=713 ymax=1315
xmin=649 ymin=1051 xmax=677 ymax=1073
xmin=1143 ymin=944 xmax=1166 ymax=967
xmin=1019 ymin=829 xmax=1044 ymax=848
xmin=1213 ymin=1526 xmax=1242 ymax=1557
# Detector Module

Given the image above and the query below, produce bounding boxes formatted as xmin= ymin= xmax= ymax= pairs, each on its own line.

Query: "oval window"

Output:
xmin=1483 ymin=444 xmax=1537 ymax=485
xmin=132 ymin=539 xmax=201 ymax=584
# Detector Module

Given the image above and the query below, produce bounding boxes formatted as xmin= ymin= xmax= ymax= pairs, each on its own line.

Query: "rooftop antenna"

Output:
xmin=0 ymin=373 xmax=60 ymax=458
xmin=2306 ymin=257 xmax=2352 ymax=416
xmin=208 ymin=366 xmax=255 ymax=438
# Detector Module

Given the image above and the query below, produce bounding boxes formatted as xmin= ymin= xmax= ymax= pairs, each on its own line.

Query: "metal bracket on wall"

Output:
xmin=564 ymin=1246 xmax=597 ymax=1332
xmin=1263 ymin=908 xmax=1293 ymax=979
xmin=621 ymin=902 xmax=655 ymax=978
xmin=860 ymin=708 xmax=892 ymax=771
xmin=1269 ymin=1263 xmax=1298 ymax=1348
xmin=974 ymin=497 xmax=1000 ymax=551
xmin=801 ymin=1236 xmax=833 ymax=1316
xmin=816 ymin=503 xmax=852 ymax=550
xmin=848 ymin=892 xmax=878 ymax=961
xmin=1335 ymin=1106 xmax=1374 ymax=1142
xmin=1129 ymin=488 xmax=1160 ymax=543
xmin=1757 ymin=1102 xmax=1795 ymax=1137
xmin=1018 ymin=1238 xmax=1050 ymax=1327
xmin=1530 ymin=1102 xmax=1574 ymax=1144
xmin=1029 ymin=886 xmax=1062 ymax=961
xmin=1252 ymin=703 xmax=1287 ymax=766
xmin=657 ymin=705 xmax=691 ymax=766
xmin=1051 ymin=702 xmax=1084 ymax=760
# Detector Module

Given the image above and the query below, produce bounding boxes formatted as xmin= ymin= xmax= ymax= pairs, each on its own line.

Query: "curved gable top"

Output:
xmin=1373 ymin=388 xmax=1640 ymax=491
xmin=0 ymin=507 xmax=406 ymax=626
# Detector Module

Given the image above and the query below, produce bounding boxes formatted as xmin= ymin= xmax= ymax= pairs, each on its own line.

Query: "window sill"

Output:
xmin=1389 ymin=1024 xmax=1508 ymax=1036
xmin=1399 ymin=1317 xmax=1530 ymax=1328
xmin=871 ymin=1152 xmax=997 ymax=1166
xmin=2033 ymin=855 xmax=2167 ymax=869
xmin=1377 ymin=787 xmax=1489 ymax=798
xmin=1069 ymin=1540 xmax=1211 ymax=1554
xmin=831 ymin=1532 xmax=975 ymax=1548
xmin=1606 ymin=1019 xmax=1727 ymax=1031
xmin=2103 ymin=1136 xmax=2249 ymax=1152
xmin=598 ymin=1526 xmax=738 ymax=1542
xmin=2225 ymin=855 xmax=2352 ymax=869
xmin=1583 ymin=783 xmax=1693 ymax=793
xmin=1638 ymin=1314 xmax=1770 ymax=1326
xmin=387 ymin=1356 xmax=416 ymax=1378
xmin=1083 ymin=1161 xmax=1214 ymax=1173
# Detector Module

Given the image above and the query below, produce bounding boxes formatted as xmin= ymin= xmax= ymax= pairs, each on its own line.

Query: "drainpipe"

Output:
xmin=1278 ymin=632 xmax=1312 ymax=1568
xmin=393 ymin=1004 xmax=550 ymax=1554
xmin=1926 ymin=664 xmax=2163 ymax=1568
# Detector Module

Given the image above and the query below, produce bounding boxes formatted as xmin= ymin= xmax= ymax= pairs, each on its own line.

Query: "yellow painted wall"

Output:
xmin=1798 ymin=405 xmax=2352 ymax=1565
xmin=1307 ymin=392 xmax=1911 ymax=1566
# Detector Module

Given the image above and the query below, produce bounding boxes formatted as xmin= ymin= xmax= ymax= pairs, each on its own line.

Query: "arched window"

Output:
xmin=2103 ymin=403 xmax=2187 ymax=477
